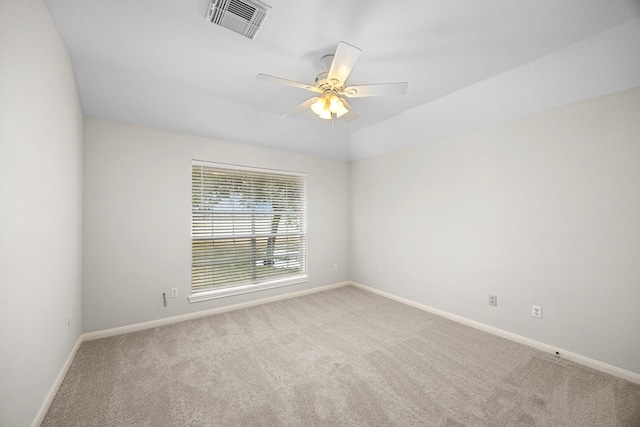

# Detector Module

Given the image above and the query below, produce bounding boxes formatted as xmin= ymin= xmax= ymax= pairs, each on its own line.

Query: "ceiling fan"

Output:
xmin=256 ymin=42 xmax=408 ymax=127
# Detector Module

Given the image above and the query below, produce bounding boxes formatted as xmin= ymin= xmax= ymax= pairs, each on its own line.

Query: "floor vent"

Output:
xmin=205 ymin=0 xmax=270 ymax=40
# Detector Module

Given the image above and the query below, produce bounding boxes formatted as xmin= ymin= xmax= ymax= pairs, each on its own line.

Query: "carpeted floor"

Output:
xmin=42 ymin=285 xmax=640 ymax=426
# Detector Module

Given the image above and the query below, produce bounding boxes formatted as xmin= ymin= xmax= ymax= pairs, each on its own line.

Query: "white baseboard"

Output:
xmin=83 ymin=281 xmax=351 ymax=341
xmin=350 ymin=281 xmax=640 ymax=385
xmin=32 ymin=335 xmax=83 ymax=427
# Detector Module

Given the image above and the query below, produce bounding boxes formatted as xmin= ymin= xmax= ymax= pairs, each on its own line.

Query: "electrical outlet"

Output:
xmin=532 ymin=305 xmax=542 ymax=318
xmin=171 ymin=287 xmax=178 ymax=298
xmin=333 ymin=264 xmax=338 ymax=271
xmin=489 ymin=295 xmax=497 ymax=306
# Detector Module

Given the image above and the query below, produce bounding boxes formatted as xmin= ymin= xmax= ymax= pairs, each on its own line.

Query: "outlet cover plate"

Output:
xmin=532 ymin=305 xmax=542 ymax=318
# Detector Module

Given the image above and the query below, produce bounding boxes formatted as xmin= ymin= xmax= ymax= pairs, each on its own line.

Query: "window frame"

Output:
xmin=188 ymin=160 xmax=308 ymax=302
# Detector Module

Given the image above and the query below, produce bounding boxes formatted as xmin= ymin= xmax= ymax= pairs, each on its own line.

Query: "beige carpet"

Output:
xmin=42 ymin=286 xmax=640 ymax=426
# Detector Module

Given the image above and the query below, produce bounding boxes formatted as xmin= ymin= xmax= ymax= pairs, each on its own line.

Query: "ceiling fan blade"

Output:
xmin=327 ymin=42 xmax=362 ymax=86
xmin=342 ymin=82 xmax=408 ymax=98
xmin=340 ymin=99 xmax=359 ymax=123
xmin=282 ymin=97 xmax=317 ymax=118
xmin=256 ymin=73 xmax=321 ymax=93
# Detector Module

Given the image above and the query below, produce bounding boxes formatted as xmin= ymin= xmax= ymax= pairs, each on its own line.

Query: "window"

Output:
xmin=190 ymin=161 xmax=307 ymax=301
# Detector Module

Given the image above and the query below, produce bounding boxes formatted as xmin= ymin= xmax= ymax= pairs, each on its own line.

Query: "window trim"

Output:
xmin=189 ymin=160 xmax=308 ymax=302
xmin=188 ymin=274 xmax=308 ymax=302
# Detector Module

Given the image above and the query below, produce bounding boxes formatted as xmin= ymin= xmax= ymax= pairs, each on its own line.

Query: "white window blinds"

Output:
xmin=191 ymin=161 xmax=307 ymax=292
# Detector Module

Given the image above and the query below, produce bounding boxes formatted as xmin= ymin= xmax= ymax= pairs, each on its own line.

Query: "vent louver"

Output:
xmin=205 ymin=0 xmax=270 ymax=40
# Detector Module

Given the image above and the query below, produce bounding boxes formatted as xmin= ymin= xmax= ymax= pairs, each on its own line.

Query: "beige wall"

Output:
xmin=0 ymin=1 xmax=83 ymax=426
xmin=82 ymin=117 xmax=350 ymax=332
xmin=350 ymin=87 xmax=640 ymax=374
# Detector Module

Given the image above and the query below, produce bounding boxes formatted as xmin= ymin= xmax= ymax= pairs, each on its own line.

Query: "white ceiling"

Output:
xmin=44 ymin=0 xmax=640 ymax=160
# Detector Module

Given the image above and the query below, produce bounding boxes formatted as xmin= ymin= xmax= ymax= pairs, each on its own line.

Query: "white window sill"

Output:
xmin=188 ymin=275 xmax=308 ymax=303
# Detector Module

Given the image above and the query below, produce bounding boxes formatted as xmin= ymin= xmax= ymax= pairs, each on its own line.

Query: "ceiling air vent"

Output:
xmin=205 ymin=0 xmax=271 ymax=40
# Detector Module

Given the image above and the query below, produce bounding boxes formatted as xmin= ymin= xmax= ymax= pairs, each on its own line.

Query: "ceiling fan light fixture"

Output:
xmin=321 ymin=102 xmax=333 ymax=119
xmin=328 ymin=95 xmax=341 ymax=113
xmin=311 ymin=94 xmax=349 ymax=119
xmin=335 ymin=99 xmax=349 ymax=118
xmin=318 ymin=108 xmax=332 ymax=120
xmin=311 ymin=97 xmax=327 ymax=115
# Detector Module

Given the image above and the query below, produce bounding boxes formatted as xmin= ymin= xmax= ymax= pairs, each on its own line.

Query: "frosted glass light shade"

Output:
xmin=311 ymin=97 xmax=327 ymax=115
